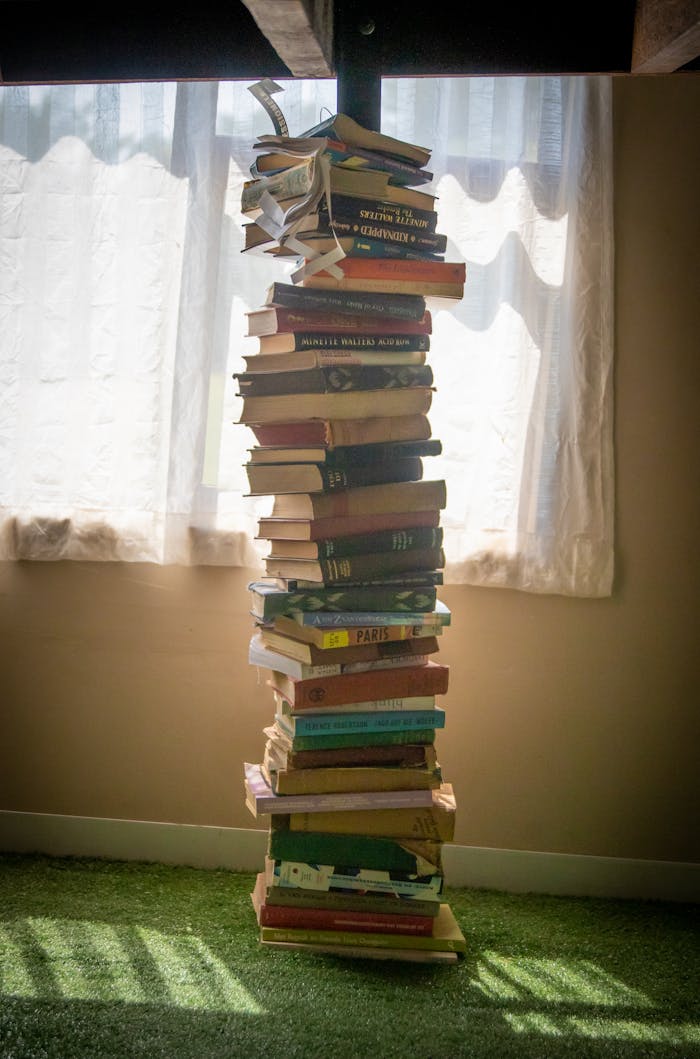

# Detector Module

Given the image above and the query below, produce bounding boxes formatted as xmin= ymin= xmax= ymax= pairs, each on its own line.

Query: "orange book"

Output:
xmin=268 ymin=659 xmax=450 ymax=710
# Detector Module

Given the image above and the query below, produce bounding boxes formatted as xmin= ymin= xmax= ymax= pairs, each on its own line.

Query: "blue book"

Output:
xmin=276 ymin=706 xmax=446 ymax=737
xmin=289 ymin=600 xmax=451 ymax=628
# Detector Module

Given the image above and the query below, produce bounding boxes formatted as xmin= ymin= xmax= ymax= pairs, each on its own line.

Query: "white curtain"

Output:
xmin=0 ymin=76 xmax=613 ymax=595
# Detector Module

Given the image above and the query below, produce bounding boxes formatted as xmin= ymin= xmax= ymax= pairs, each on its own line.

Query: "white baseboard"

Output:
xmin=1 ymin=810 xmax=698 ymax=903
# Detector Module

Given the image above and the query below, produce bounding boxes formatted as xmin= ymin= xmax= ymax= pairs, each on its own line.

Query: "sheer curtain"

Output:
xmin=0 ymin=76 xmax=613 ymax=595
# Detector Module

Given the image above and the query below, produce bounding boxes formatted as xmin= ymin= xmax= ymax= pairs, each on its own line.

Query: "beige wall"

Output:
xmin=1 ymin=74 xmax=699 ymax=863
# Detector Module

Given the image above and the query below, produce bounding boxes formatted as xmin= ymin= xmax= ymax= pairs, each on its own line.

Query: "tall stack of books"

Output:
xmin=236 ymin=111 xmax=467 ymax=963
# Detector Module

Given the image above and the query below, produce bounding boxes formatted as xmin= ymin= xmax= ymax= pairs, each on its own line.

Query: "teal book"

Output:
xmin=248 ymin=581 xmax=438 ymax=620
xmin=267 ymin=830 xmax=443 ymax=875
xmin=270 ymin=858 xmax=444 ymax=899
xmin=275 ymin=705 xmax=446 ymax=737
xmin=276 ymin=728 xmax=437 ymax=752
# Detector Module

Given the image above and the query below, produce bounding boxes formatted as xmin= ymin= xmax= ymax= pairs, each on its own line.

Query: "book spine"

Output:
xmin=289 ymin=803 xmax=456 ymax=843
xmin=249 ymin=458 xmax=424 ymax=497
xmin=266 ymin=333 xmax=431 ymax=353
xmin=303 ymin=275 xmax=465 ymax=298
xmin=327 ymin=223 xmax=447 ymax=254
xmin=267 ymin=831 xmax=441 ymax=874
xmin=238 ymin=387 xmax=433 ymax=425
xmin=287 ymin=623 xmax=443 ymax=647
xmin=284 ymin=728 xmax=436 ymax=751
xmin=257 ymin=903 xmax=434 ymax=935
xmin=315 ymin=526 xmax=443 ymax=559
xmin=249 ymin=308 xmax=433 ymax=336
xmin=237 ymin=365 xmax=433 ymax=397
xmin=262 ymin=885 xmax=440 ymax=917
xmin=267 ymin=282 xmax=427 ymax=322
xmin=320 ymin=258 xmax=466 ymax=283
xmin=248 ymin=581 xmax=438 ymax=619
xmin=320 ymin=194 xmax=439 ymax=233
xmin=310 ymin=546 xmax=444 ymax=585
xmin=269 ymin=765 xmax=441 ymax=797
xmin=277 ymin=707 xmax=446 ymax=735
xmin=279 ymin=663 xmax=450 ymax=710
xmin=281 ymin=743 xmax=436 ymax=770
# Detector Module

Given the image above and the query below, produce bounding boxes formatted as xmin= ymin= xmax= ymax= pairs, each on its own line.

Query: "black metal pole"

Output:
xmin=334 ymin=10 xmax=382 ymax=130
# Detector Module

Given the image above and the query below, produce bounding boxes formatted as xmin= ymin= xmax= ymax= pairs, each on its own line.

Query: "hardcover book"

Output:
xmin=247 ymin=580 xmax=439 ymax=620
xmin=267 ymin=479 xmax=447 ymax=521
xmin=262 ymin=761 xmax=442 ymax=797
xmin=250 ymin=134 xmax=434 ymax=186
xmin=271 ymin=728 xmax=437 ymax=753
xmin=263 ymin=282 xmax=427 ymax=322
xmin=263 ymin=546 xmax=445 ymax=585
xmin=245 ymin=305 xmax=433 ymax=338
xmin=265 ymin=525 xmax=443 ymax=561
xmin=236 ymin=385 xmax=434 ymax=426
xmin=243 ymin=348 xmax=428 ymax=372
xmin=235 ymin=363 xmax=434 ymax=398
xmin=245 ymin=457 xmax=424 ymax=497
xmin=249 ymin=632 xmax=431 ymax=682
xmin=258 ymin=628 xmax=439 ymax=667
xmin=250 ymin=439 xmax=441 ymax=468
xmin=254 ymin=330 xmax=431 ymax=355
xmin=267 ymin=611 xmax=447 ymax=646
xmin=292 ymin=112 xmax=432 ymax=168
xmin=246 ymin=413 xmax=433 ymax=449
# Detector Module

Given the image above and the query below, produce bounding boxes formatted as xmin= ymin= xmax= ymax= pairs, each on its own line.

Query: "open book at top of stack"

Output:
xmin=237 ymin=106 xmax=466 ymax=963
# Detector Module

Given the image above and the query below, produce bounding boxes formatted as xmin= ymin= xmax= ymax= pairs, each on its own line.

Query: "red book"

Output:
xmin=246 ymin=305 xmax=433 ymax=338
xmin=309 ymin=257 xmax=466 ymax=285
xmin=255 ymin=894 xmax=434 ymax=936
xmin=247 ymin=413 xmax=432 ymax=449
xmin=257 ymin=508 xmax=441 ymax=542
xmin=268 ymin=660 xmax=450 ymax=710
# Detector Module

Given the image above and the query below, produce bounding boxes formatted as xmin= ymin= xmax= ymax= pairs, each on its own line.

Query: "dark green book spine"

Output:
xmin=267 ymin=831 xmax=440 ymax=873
xmin=248 ymin=581 xmax=438 ymax=619
xmin=281 ymin=333 xmax=431 ymax=352
xmin=316 ymin=458 xmax=423 ymax=492
xmin=315 ymin=526 xmax=443 ymax=559
xmin=324 ymin=439 xmax=441 ymax=466
xmin=316 ymin=547 xmax=445 ymax=585
xmin=236 ymin=364 xmax=433 ymax=397
xmin=266 ymin=282 xmax=427 ymax=322
xmin=317 ymin=193 xmax=439 ymax=234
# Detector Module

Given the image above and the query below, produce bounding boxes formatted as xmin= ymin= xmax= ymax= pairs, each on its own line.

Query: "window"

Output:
xmin=0 ymin=76 xmax=613 ymax=595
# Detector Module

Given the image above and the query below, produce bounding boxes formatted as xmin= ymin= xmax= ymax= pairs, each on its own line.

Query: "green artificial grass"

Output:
xmin=0 ymin=854 xmax=698 ymax=1059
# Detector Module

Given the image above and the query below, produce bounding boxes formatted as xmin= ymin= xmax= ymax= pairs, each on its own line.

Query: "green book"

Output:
xmin=248 ymin=580 xmax=438 ymax=620
xmin=280 ymin=728 xmax=437 ymax=751
xmin=267 ymin=830 xmax=443 ymax=875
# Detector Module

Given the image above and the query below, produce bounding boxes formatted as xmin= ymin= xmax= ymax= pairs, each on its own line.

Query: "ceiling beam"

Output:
xmin=631 ymin=0 xmax=700 ymax=72
xmin=239 ymin=0 xmax=334 ymax=77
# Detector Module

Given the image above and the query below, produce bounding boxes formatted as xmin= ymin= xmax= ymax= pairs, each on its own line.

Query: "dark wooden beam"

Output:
xmin=631 ymin=0 xmax=700 ymax=72
xmin=240 ymin=0 xmax=335 ymax=77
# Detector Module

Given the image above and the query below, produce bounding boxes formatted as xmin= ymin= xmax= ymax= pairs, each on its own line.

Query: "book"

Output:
xmin=263 ymin=282 xmax=427 ymax=322
xmin=263 ymin=725 xmax=439 ymax=771
xmin=247 ymin=414 xmax=433 ymax=450
xmin=258 ymin=628 xmax=439 ymax=667
xmin=261 ymin=235 xmax=445 ymax=263
xmin=249 ymin=631 xmax=432 ymax=680
xmin=247 ymin=580 xmax=439 ymax=620
xmin=237 ymin=386 xmax=433 ymax=426
xmin=253 ymin=331 xmax=431 ymax=356
xmin=245 ymin=305 xmax=432 ymax=338
xmin=269 ymin=858 xmax=444 ymax=900
xmin=291 ymin=113 xmax=432 ymax=168
xmin=274 ymin=691 xmax=437 ymax=715
xmin=244 ymin=457 xmax=424 ymax=497
xmin=260 ymin=858 xmax=440 ymax=917
xmin=251 ymin=874 xmax=435 ymax=936
xmin=243 ymin=348 xmax=428 ymax=373
xmin=302 ymin=258 xmax=467 ymax=300
xmin=288 ymin=784 xmax=457 ymax=842
xmin=257 ymin=902 xmax=466 ymax=956
xmin=270 ymin=570 xmax=444 ymax=591
xmin=263 ymin=761 xmax=442 ymax=798
xmin=241 ymin=158 xmax=436 ymax=218
xmin=235 ymin=363 xmax=434 ymax=397
xmin=267 ymin=479 xmax=447 ymax=521
xmin=267 ymin=611 xmax=446 ymax=647
xmin=266 ymin=831 xmax=443 ymax=875
xmin=256 ymin=508 xmax=440 ymax=543
xmin=244 ymin=762 xmax=437 ymax=817
xmin=263 ymin=546 xmax=445 ymax=585
xmin=265 ymin=525 xmax=444 ymax=560
xmin=273 ymin=706 xmax=446 ymax=737
xmin=250 ymin=439 xmax=441 ymax=468
xmin=258 ymin=940 xmax=458 ymax=963
xmin=272 ymin=728 xmax=437 ymax=753
xmin=268 ymin=660 xmax=449 ymax=711
xmin=250 ymin=135 xmax=434 ymax=187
